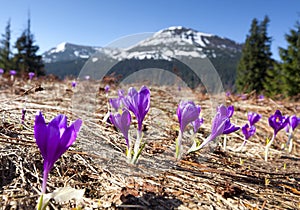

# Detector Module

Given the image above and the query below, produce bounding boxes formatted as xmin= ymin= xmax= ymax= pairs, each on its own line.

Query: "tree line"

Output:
xmin=236 ymin=16 xmax=300 ymax=98
xmin=0 ymin=18 xmax=44 ymax=77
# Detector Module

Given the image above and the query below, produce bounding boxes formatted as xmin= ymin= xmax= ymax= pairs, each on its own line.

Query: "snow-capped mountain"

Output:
xmin=43 ymin=26 xmax=242 ymax=86
xmin=125 ymin=26 xmax=241 ymax=59
xmin=42 ymin=42 xmax=100 ymax=63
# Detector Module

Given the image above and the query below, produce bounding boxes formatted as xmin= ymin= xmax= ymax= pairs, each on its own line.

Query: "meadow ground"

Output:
xmin=0 ymin=77 xmax=300 ymax=210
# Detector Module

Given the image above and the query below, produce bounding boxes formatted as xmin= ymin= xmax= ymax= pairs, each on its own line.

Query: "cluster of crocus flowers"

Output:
xmin=265 ymin=110 xmax=289 ymax=161
xmin=176 ymin=101 xmax=201 ymax=159
xmin=109 ymin=86 xmax=150 ymax=164
xmin=34 ymin=111 xmax=82 ymax=195
xmin=284 ymin=115 xmax=300 ymax=153
xmin=235 ymin=112 xmax=261 ymax=151
xmin=188 ymin=104 xmax=239 ymax=154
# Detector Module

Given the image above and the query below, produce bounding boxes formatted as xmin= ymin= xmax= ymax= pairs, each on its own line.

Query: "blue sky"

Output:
xmin=0 ymin=0 xmax=299 ymax=60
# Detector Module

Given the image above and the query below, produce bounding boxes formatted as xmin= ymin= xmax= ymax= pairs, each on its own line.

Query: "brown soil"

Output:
xmin=0 ymin=78 xmax=300 ymax=210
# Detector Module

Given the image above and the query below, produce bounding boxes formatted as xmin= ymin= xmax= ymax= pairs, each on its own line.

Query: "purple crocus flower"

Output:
xmin=109 ymin=98 xmax=121 ymax=112
xmin=10 ymin=70 xmax=16 ymax=81
xmin=176 ymin=100 xmax=201 ymax=159
xmin=10 ymin=70 xmax=16 ymax=75
xmin=265 ymin=110 xmax=289 ymax=161
xmin=110 ymin=109 xmax=131 ymax=149
xmin=122 ymin=86 xmax=150 ymax=132
xmin=287 ymin=115 xmax=300 ymax=131
xmin=258 ymin=94 xmax=265 ymax=100
xmin=28 ymin=72 xmax=35 ymax=80
xmin=242 ymin=123 xmax=256 ymax=140
xmin=0 ymin=69 xmax=4 ymax=74
xmin=71 ymin=81 xmax=77 ymax=88
xmin=105 ymin=85 xmax=110 ymax=93
xmin=235 ymin=112 xmax=260 ymax=151
xmin=234 ymin=123 xmax=257 ymax=152
xmin=248 ymin=112 xmax=261 ymax=126
xmin=284 ymin=115 xmax=300 ymax=153
xmin=191 ymin=117 xmax=204 ymax=133
xmin=268 ymin=110 xmax=289 ymax=136
xmin=34 ymin=111 xmax=82 ymax=193
xmin=197 ymin=105 xmax=239 ymax=150
xmin=177 ymin=101 xmax=201 ymax=133
xmin=226 ymin=91 xmax=231 ymax=97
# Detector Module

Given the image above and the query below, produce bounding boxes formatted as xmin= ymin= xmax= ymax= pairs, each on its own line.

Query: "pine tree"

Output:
xmin=0 ymin=19 xmax=13 ymax=72
xmin=279 ymin=21 xmax=300 ymax=97
xmin=236 ymin=16 xmax=273 ymax=94
xmin=263 ymin=62 xmax=283 ymax=97
xmin=13 ymin=16 xmax=45 ymax=76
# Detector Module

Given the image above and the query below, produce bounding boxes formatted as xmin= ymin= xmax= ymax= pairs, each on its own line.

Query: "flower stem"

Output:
xmin=126 ymin=136 xmax=132 ymax=162
xmin=175 ymin=130 xmax=183 ymax=159
xmin=42 ymin=169 xmax=49 ymax=194
xmin=287 ymin=131 xmax=293 ymax=153
xmin=234 ymin=138 xmax=248 ymax=152
xmin=223 ymin=135 xmax=227 ymax=151
xmin=131 ymin=129 xmax=142 ymax=164
xmin=265 ymin=134 xmax=275 ymax=161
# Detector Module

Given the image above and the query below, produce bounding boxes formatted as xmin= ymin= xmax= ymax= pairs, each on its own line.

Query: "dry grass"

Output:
xmin=0 ymin=77 xmax=300 ymax=210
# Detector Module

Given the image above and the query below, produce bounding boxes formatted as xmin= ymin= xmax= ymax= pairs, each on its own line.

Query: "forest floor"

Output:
xmin=0 ymin=77 xmax=300 ymax=210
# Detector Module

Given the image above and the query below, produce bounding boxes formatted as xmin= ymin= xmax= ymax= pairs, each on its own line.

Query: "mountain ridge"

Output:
xmin=42 ymin=26 xmax=243 ymax=88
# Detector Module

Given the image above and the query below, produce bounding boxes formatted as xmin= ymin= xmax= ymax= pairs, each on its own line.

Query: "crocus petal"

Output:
xmin=268 ymin=116 xmax=277 ymax=131
xmin=177 ymin=101 xmax=186 ymax=126
xmin=222 ymin=119 xmax=240 ymax=134
xmin=227 ymin=106 xmax=234 ymax=118
xmin=34 ymin=111 xmax=48 ymax=159
xmin=178 ymin=101 xmax=200 ymax=132
xmin=44 ymin=120 xmax=62 ymax=171
xmin=59 ymin=119 xmax=82 ymax=156
xmin=211 ymin=105 xmax=228 ymax=136
xmin=72 ymin=119 xmax=83 ymax=133
xmin=105 ymin=85 xmax=110 ymax=93
xmin=242 ymin=123 xmax=256 ymax=140
xmin=110 ymin=110 xmax=131 ymax=147
xmin=269 ymin=110 xmax=289 ymax=135
xmin=248 ymin=112 xmax=261 ymax=126
xmin=122 ymin=86 xmax=150 ymax=131
xmin=218 ymin=104 xmax=228 ymax=117
xmin=289 ymin=115 xmax=300 ymax=131
xmin=139 ymin=86 xmax=151 ymax=116
xmin=109 ymin=98 xmax=121 ymax=112
xmin=120 ymin=110 xmax=131 ymax=144
xmin=118 ymin=89 xmax=125 ymax=98
xmin=191 ymin=117 xmax=204 ymax=133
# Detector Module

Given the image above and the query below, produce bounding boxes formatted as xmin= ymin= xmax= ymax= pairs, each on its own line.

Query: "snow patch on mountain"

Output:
xmin=50 ymin=42 xmax=67 ymax=53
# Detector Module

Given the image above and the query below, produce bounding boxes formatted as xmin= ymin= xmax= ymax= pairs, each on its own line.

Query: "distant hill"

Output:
xmin=42 ymin=26 xmax=242 ymax=88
